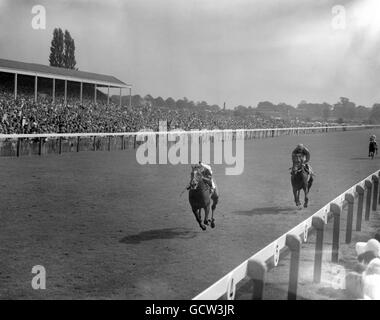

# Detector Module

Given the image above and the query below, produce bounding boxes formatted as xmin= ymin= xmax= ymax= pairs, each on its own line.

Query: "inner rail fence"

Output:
xmin=192 ymin=169 xmax=380 ymax=300
xmin=0 ymin=124 xmax=379 ymax=157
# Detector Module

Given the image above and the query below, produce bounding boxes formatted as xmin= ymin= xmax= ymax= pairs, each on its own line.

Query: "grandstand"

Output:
xmin=0 ymin=58 xmax=132 ymax=106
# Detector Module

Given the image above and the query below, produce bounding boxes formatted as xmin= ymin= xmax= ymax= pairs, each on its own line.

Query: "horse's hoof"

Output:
xmin=304 ymin=204 xmax=308 ymax=208
xmin=211 ymin=221 xmax=215 ymax=228
xmin=204 ymin=220 xmax=209 ymax=225
xmin=200 ymin=225 xmax=206 ymax=231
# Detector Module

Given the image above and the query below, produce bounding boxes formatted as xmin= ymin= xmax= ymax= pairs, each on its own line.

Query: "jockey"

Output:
xmin=198 ymin=161 xmax=216 ymax=193
xmin=292 ymin=143 xmax=313 ymax=175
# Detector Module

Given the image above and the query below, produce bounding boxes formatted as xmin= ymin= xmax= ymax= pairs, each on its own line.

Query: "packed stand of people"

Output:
xmin=0 ymin=86 xmax=304 ymax=135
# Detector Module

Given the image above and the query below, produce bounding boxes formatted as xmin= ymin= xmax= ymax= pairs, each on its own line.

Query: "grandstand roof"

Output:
xmin=0 ymin=58 xmax=130 ymax=88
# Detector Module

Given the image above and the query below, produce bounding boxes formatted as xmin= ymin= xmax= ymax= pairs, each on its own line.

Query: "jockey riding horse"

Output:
xmin=291 ymin=144 xmax=313 ymax=176
xmin=291 ymin=143 xmax=314 ymax=208
xmin=369 ymin=135 xmax=378 ymax=158
xmin=187 ymin=161 xmax=217 ymax=196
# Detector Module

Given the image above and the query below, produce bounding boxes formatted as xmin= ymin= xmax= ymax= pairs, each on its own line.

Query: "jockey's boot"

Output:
xmin=210 ymin=179 xmax=217 ymax=195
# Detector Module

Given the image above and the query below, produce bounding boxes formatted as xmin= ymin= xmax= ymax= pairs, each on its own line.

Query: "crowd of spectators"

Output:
xmin=0 ymin=86 xmax=304 ymax=135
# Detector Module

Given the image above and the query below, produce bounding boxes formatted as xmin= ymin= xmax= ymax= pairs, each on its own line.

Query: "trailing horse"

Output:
xmin=290 ymin=154 xmax=313 ymax=208
xmin=188 ymin=165 xmax=219 ymax=230
xmin=369 ymin=141 xmax=377 ymax=159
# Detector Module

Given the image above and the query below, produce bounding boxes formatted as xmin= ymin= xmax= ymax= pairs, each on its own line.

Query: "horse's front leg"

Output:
xmin=203 ymin=204 xmax=210 ymax=226
xmin=192 ymin=208 xmax=206 ymax=231
xmin=293 ymin=188 xmax=300 ymax=207
xmin=210 ymin=194 xmax=218 ymax=229
xmin=303 ymin=187 xmax=309 ymax=208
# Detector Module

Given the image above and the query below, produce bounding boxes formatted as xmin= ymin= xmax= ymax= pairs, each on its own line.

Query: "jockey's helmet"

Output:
xmin=297 ymin=143 xmax=304 ymax=149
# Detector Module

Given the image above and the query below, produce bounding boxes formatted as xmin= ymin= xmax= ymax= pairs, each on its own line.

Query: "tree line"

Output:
xmin=121 ymin=94 xmax=380 ymax=123
xmin=233 ymin=97 xmax=378 ymax=123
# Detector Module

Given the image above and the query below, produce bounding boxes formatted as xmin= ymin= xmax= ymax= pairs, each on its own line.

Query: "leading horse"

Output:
xmin=291 ymin=154 xmax=313 ymax=208
xmin=188 ymin=165 xmax=219 ymax=230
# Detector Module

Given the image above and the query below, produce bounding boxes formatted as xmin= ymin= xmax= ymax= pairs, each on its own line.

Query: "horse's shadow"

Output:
xmin=350 ymin=157 xmax=372 ymax=160
xmin=120 ymin=227 xmax=198 ymax=244
xmin=234 ymin=206 xmax=299 ymax=216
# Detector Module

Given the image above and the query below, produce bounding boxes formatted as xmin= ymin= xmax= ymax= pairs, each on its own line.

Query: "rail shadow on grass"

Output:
xmin=120 ymin=227 xmax=198 ymax=244
xmin=233 ymin=206 xmax=298 ymax=216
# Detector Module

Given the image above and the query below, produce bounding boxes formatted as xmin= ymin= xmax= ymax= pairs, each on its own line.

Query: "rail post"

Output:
xmin=59 ymin=137 xmax=62 ymax=154
xmin=312 ymin=216 xmax=325 ymax=283
xmin=76 ymin=136 xmax=80 ymax=152
xmin=330 ymin=204 xmax=341 ymax=263
xmin=345 ymin=194 xmax=355 ymax=244
xmin=16 ymin=138 xmax=20 ymax=157
xmin=121 ymin=136 xmax=124 ymax=150
xmin=38 ymin=138 xmax=42 ymax=156
xmin=365 ymin=180 xmax=372 ymax=221
xmin=108 ymin=136 xmax=111 ymax=151
xmin=247 ymin=258 xmax=267 ymax=300
xmin=286 ymin=234 xmax=301 ymax=300
xmin=356 ymin=185 xmax=364 ymax=231
xmin=372 ymin=175 xmax=379 ymax=211
xmin=93 ymin=136 xmax=96 ymax=151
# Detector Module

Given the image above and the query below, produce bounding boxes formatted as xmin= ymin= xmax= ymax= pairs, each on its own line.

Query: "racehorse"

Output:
xmin=290 ymin=153 xmax=313 ymax=208
xmin=188 ymin=165 xmax=219 ymax=231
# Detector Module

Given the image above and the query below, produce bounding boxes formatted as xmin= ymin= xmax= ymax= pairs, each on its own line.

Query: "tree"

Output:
xmin=49 ymin=28 xmax=64 ymax=67
xmin=154 ymin=96 xmax=165 ymax=107
xmin=131 ymin=94 xmax=144 ymax=107
xmin=333 ymin=97 xmax=356 ymax=120
xmin=370 ymin=104 xmax=380 ymax=123
xmin=165 ymin=97 xmax=176 ymax=109
xmin=63 ymin=30 xmax=77 ymax=69
xmin=143 ymin=94 xmax=154 ymax=107
xmin=257 ymin=101 xmax=275 ymax=110
xmin=322 ymin=104 xmax=330 ymax=121
xmin=49 ymin=28 xmax=77 ymax=69
xmin=356 ymin=106 xmax=370 ymax=120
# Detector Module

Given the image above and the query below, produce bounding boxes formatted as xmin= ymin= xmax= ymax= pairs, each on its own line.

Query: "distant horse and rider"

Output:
xmin=290 ymin=144 xmax=314 ymax=208
xmin=187 ymin=162 xmax=219 ymax=231
xmin=369 ymin=135 xmax=378 ymax=160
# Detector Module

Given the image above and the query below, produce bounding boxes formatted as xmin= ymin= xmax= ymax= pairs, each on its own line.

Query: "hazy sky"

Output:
xmin=1 ymin=0 xmax=380 ymax=108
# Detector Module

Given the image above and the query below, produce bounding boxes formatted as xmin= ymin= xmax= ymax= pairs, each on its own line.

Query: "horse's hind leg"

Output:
xmin=193 ymin=208 xmax=206 ymax=231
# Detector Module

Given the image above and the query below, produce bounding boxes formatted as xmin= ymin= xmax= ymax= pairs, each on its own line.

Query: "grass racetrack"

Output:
xmin=0 ymin=128 xmax=379 ymax=299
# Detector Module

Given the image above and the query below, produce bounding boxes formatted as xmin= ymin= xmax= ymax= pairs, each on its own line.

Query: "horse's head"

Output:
xmin=291 ymin=153 xmax=305 ymax=175
xmin=189 ymin=165 xmax=203 ymax=190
